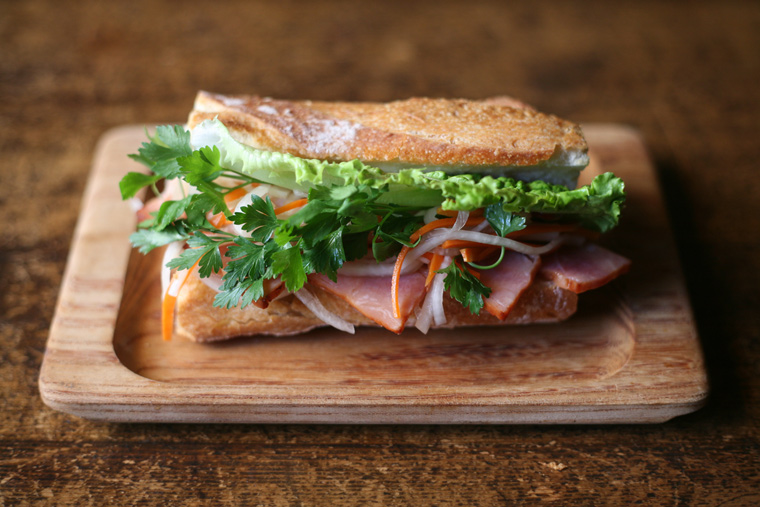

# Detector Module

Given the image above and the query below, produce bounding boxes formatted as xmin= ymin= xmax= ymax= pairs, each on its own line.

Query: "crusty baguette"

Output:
xmin=172 ymin=93 xmax=587 ymax=341
xmin=188 ymin=92 xmax=588 ymax=178
xmin=175 ymin=272 xmax=578 ymax=342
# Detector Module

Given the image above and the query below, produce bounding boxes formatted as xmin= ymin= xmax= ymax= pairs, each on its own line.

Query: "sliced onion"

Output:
xmin=405 ymin=230 xmax=566 ymax=268
xmin=430 ymin=258 xmax=450 ymax=326
xmin=453 ymin=211 xmax=469 ymax=232
xmin=167 ymin=266 xmax=193 ymax=298
xmin=161 ymin=241 xmax=185 ymax=298
xmin=423 ymin=206 xmax=438 ymax=224
xmin=414 ymin=256 xmax=451 ymax=333
xmin=472 ymin=219 xmax=491 ymax=232
xmin=294 ymin=288 xmax=355 ymax=334
xmin=127 ymin=197 xmax=144 ymax=213
xmin=199 ymin=271 xmax=224 ymax=292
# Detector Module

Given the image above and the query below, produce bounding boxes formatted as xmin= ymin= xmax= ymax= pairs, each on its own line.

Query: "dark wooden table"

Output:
xmin=2 ymin=1 xmax=759 ymax=504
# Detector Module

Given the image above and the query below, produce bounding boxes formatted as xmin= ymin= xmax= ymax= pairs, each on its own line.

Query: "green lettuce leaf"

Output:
xmin=191 ymin=119 xmax=625 ymax=232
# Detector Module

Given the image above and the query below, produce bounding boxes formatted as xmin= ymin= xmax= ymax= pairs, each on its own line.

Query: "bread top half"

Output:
xmin=187 ymin=91 xmax=589 ymax=184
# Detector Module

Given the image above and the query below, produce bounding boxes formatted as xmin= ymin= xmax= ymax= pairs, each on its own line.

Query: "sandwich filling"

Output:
xmin=121 ymin=118 xmax=628 ymax=339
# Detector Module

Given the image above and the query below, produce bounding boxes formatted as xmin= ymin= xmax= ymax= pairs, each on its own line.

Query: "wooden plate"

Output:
xmin=39 ymin=124 xmax=708 ymax=424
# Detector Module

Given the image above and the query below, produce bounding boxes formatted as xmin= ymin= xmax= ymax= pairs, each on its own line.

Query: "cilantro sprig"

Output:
xmin=439 ymin=261 xmax=492 ymax=315
xmin=122 ymin=126 xmax=428 ymax=308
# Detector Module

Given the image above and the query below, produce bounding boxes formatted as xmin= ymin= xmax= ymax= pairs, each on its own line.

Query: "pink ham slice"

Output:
xmin=540 ymin=243 xmax=631 ymax=293
xmin=479 ymin=251 xmax=541 ymax=320
xmin=309 ymin=271 xmax=427 ymax=333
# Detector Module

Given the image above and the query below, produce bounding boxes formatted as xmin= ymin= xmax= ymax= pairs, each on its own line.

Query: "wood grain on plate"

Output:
xmin=38 ymin=124 xmax=707 ymax=424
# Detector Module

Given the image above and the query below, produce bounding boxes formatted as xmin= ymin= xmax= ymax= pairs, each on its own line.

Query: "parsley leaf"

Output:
xmin=166 ymin=232 xmax=224 ymax=278
xmin=129 ymin=226 xmax=190 ymax=254
xmin=439 ymin=262 xmax=492 ymax=314
xmin=177 ymin=146 xmax=228 ymax=215
xmin=272 ymin=247 xmax=307 ymax=292
xmin=484 ymin=203 xmax=526 ymax=237
xmin=119 ymin=172 xmax=161 ymax=199
xmin=230 ymin=195 xmax=279 ymax=241
xmin=302 ymin=229 xmax=345 ymax=281
xmin=154 ymin=196 xmax=192 ymax=231
xmin=128 ymin=125 xmax=192 ymax=179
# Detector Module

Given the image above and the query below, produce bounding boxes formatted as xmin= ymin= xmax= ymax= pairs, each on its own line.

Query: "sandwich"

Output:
xmin=120 ymin=91 xmax=630 ymax=342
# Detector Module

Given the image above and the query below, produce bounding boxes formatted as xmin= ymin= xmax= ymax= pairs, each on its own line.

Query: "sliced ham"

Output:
xmin=539 ymin=243 xmax=631 ymax=293
xmin=309 ymin=271 xmax=427 ymax=333
xmin=479 ymin=251 xmax=541 ymax=320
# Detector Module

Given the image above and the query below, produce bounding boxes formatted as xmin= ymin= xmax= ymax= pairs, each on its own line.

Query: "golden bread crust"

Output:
xmin=174 ymin=273 xmax=578 ymax=343
xmin=188 ymin=91 xmax=587 ymax=168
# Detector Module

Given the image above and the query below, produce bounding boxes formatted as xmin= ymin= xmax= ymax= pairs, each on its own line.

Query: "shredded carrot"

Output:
xmin=440 ymin=239 xmax=488 ymax=250
xmin=461 ymin=245 xmax=498 ymax=263
xmin=161 ymin=252 xmax=203 ymax=341
xmin=225 ymin=186 xmax=250 ymax=203
xmin=391 ymin=245 xmax=410 ymax=319
xmin=425 ymin=253 xmax=445 ymax=288
xmin=208 ymin=212 xmax=230 ymax=229
xmin=391 ymin=216 xmax=485 ymax=318
xmin=274 ymin=198 xmax=308 ymax=216
xmin=410 ymin=216 xmax=485 ymax=243
xmin=161 ymin=293 xmax=177 ymax=342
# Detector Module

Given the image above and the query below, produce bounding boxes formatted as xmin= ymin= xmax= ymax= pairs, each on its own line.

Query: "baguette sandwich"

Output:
xmin=120 ymin=92 xmax=630 ymax=342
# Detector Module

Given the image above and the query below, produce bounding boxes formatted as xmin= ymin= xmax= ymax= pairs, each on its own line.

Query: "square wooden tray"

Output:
xmin=39 ymin=124 xmax=708 ymax=424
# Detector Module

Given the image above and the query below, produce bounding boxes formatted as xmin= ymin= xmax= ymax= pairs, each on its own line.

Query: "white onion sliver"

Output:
xmin=423 ymin=207 xmax=438 ymax=224
xmin=167 ymin=266 xmax=195 ymax=298
xmin=199 ymin=272 xmax=224 ymax=293
xmin=414 ymin=256 xmax=451 ymax=334
xmin=127 ymin=197 xmax=144 ymax=213
xmin=453 ymin=211 xmax=469 ymax=232
xmin=430 ymin=257 xmax=451 ymax=326
xmin=472 ymin=219 xmax=491 ymax=232
xmin=161 ymin=241 xmax=185 ymax=298
xmin=405 ymin=230 xmax=565 ymax=266
xmin=295 ymin=288 xmax=356 ymax=334
xmin=413 ymin=305 xmax=432 ymax=335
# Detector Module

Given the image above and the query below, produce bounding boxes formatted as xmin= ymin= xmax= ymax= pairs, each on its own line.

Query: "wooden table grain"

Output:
xmin=2 ymin=1 xmax=759 ymax=505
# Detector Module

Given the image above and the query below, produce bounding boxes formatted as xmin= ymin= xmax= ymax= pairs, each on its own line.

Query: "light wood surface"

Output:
xmin=38 ymin=124 xmax=707 ymax=424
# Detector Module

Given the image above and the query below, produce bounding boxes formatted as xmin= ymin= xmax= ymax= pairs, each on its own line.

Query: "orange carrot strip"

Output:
xmin=410 ymin=217 xmax=485 ymax=243
xmin=225 ymin=186 xmax=250 ymax=203
xmin=391 ymin=245 xmax=411 ymax=319
xmin=461 ymin=246 xmax=498 ymax=263
xmin=161 ymin=293 xmax=177 ymax=342
xmin=208 ymin=212 xmax=230 ymax=229
xmin=274 ymin=198 xmax=308 ymax=216
xmin=440 ymin=239 xmax=487 ymax=250
xmin=425 ymin=253 xmax=444 ymax=288
xmin=391 ymin=215 xmax=486 ymax=318
xmin=161 ymin=253 xmax=203 ymax=341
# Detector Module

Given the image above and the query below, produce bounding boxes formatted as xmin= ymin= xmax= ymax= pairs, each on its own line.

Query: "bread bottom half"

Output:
xmin=174 ymin=274 xmax=578 ymax=342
